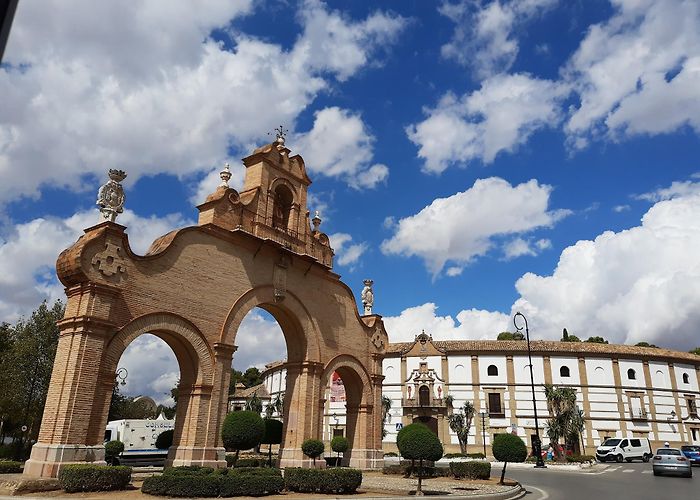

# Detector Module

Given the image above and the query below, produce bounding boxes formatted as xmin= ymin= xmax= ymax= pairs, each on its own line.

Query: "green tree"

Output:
xmin=108 ymin=386 xmax=157 ymax=421
xmin=221 ymin=410 xmax=265 ymax=466
xmin=228 ymin=369 xmax=243 ymax=395
xmin=635 ymin=342 xmax=658 ymax=348
xmin=447 ymin=401 xmax=475 ymax=454
xmin=331 ymin=436 xmax=348 ymax=465
xmin=242 ymin=367 xmax=263 ymax=388
xmin=396 ymin=423 xmax=443 ymax=495
xmin=492 ymin=434 xmax=527 ymax=484
xmin=301 ymin=439 xmax=324 ymax=466
xmin=245 ymin=391 xmax=263 ymax=413
xmin=497 ymin=331 xmax=524 ymax=341
xmin=585 ymin=336 xmax=608 ymax=344
xmin=155 ymin=430 xmax=174 ymax=450
xmin=543 ymin=384 xmax=584 ymax=460
xmin=265 ymin=393 xmax=284 ymax=419
xmin=690 ymin=347 xmax=700 ymax=356
xmin=260 ymin=419 xmax=283 ymax=467
xmin=381 ymin=396 xmax=392 ymax=439
xmin=104 ymin=440 xmax=124 ymax=465
xmin=0 ymin=300 xmax=63 ymax=459
xmin=561 ymin=328 xmax=581 ymax=342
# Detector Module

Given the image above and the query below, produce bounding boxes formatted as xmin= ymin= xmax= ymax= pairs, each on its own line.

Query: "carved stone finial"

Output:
xmin=96 ymin=169 xmax=127 ymax=222
xmin=361 ymin=279 xmax=374 ymax=315
xmin=219 ymin=162 xmax=232 ymax=187
xmin=312 ymin=210 xmax=322 ymax=231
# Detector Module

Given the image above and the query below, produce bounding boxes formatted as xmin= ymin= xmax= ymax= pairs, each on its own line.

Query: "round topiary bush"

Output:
xmin=331 ymin=436 xmax=348 ymax=454
xmin=492 ymin=433 xmax=527 ymax=484
xmin=155 ymin=430 xmax=174 ymax=450
xmin=104 ymin=440 xmax=124 ymax=465
xmin=301 ymin=439 xmax=325 ymax=465
xmin=221 ymin=411 xmax=265 ymax=466
xmin=396 ymin=423 xmax=443 ymax=494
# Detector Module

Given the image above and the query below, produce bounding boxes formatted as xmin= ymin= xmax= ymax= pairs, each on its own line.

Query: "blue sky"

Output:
xmin=2 ymin=0 xmax=700 ymax=403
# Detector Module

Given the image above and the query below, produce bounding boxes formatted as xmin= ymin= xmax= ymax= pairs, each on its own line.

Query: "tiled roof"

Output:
xmin=385 ymin=339 xmax=700 ymax=364
xmin=230 ymin=383 xmax=270 ymax=400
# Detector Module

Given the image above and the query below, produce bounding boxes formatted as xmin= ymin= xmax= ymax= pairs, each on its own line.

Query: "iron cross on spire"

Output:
xmin=270 ymin=125 xmax=288 ymax=146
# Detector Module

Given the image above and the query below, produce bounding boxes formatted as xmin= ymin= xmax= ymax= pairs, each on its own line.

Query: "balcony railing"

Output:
xmin=630 ymin=408 xmax=648 ymax=420
xmin=402 ymin=397 xmax=448 ymax=408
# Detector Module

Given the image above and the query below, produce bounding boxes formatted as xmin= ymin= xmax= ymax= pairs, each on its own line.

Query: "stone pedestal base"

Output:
xmin=166 ymin=446 xmax=227 ymax=469
xmin=23 ymin=443 xmax=106 ymax=478
xmin=346 ymin=448 xmax=384 ymax=470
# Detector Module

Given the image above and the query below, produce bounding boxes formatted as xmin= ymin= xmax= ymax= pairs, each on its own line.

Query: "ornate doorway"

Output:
xmin=24 ymin=135 xmax=388 ymax=478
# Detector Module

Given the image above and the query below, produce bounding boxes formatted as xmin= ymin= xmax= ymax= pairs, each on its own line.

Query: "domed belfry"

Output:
xmin=24 ymin=135 xmax=387 ymax=478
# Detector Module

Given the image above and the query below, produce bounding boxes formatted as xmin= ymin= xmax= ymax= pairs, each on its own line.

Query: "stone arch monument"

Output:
xmin=24 ymin=135 xmax=388 ymax=478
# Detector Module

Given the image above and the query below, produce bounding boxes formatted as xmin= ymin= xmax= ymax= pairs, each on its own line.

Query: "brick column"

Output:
xmin=667 ymin=363 xmax=686 ymax=443
xmin=506 ymin=356 xmax=517 ymax=433
xmin=24 ymin=286 xmax=116 ymax=478
xmin=611 ymin=359 xmax=629 ymax=435
xmin=577 ymin=357 xmax=595 ymax=453
xmin=642 ymin=360 xmax=660 ymax=443
xmin=279 ymin=361 xmax=324 ymax=468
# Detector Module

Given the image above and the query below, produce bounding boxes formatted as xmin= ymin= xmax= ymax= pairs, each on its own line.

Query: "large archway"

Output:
xmin=24 ymin=139 xmax=388 ymax=478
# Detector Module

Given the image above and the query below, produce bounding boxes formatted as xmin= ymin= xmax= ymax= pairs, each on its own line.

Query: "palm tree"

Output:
xmin=265 ymin=393 xmax=284 ymax=419
xmin=447 ymin=401 xmax=475 ymax=454
xmin=543 ymin=384 xmax=583 ymax=460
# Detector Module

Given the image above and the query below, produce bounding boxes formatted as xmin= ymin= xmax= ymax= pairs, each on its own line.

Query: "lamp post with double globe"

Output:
xmin=514 ymin=312 xmax=546 ymax=468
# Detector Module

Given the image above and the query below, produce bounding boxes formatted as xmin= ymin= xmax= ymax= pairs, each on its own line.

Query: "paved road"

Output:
xmin=492 ymin=462 xmax=698 ymax=499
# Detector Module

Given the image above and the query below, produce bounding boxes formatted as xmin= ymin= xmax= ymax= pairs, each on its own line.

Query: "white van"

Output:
xmin=596 ymin=437 xmax=652 ymax=463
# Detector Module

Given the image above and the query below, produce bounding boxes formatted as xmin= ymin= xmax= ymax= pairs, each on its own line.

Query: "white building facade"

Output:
xmin=251 ymin=333 xmax=700 ymax=455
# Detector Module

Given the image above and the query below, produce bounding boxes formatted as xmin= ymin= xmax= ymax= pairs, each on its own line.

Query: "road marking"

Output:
xmin=641 ymin=470 xmax=652 ymax=474
xmin=525 ymin=485 xmax=550 ymax=500
xmin=623 ymin=469 xmax=635 ymax=473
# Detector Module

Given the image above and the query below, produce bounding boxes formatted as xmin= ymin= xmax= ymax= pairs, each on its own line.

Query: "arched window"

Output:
xmin=560 ymin=366 xmax=570 ymax=378
xmin=627 ymin=368 xmax=636 ymax=380
xmin=683 ymin=373 xmax=690 ymax=384
xmin=272 ymin=185 xmax=293 ymax=230
xmin=419 ymin=385 xmax=430 ymax=406
xmin=487 ymin=365 xmax=498 ymax=376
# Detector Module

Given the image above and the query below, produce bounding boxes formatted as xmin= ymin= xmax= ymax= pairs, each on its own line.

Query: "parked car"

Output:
xmin=596 ymin=437 xmax=652 ymax=463
xmin=681 ymin=445 xmax=700 ymax=466
xmin=652 ymin=448 xmax=692 ymax=478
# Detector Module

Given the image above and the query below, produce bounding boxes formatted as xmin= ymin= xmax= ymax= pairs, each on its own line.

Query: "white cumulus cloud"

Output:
xmin=381 ymin=177 xmax=569 ymax=276
xmin=383 ymin=303 xmax=510 ymax=342
xmin=0 ymin=0 xmax=405 ymax=204
xmin=329 ymin=232 xmax=368 ymax=267
xmin=295 ymin=107 xmax=389 ymax=189
xmin=406 ymin=74 xmax=569 ymax=173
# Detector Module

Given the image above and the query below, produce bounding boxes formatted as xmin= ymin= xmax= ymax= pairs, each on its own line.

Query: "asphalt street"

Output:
xmin=493 ymin=462 xmax=698 ymax=499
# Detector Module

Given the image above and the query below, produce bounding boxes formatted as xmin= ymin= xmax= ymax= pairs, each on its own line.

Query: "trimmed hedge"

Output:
xmin=381 ymin=464 xmax=449 ymax=478
xmin=444 ymin=452 xmax=487 ymax=459
xmin=0 ymin=460 xmax=22 ymax=474
xmin=58 ymin=464 xmax=132 ymax=493
xmin=284 ymin=467 xmax=362 ymax=494
xmin=566 ymin=454 xmax=595 ymax=463
xmin=142 ymin=466 xmax=283 ymax=497
xmin=449 ymin=461 xmax=491 ymax=479
xmin=227 ymin=457 xmax=263 ymax=468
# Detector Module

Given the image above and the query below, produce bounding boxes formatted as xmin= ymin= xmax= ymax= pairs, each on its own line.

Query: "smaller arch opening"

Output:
xmin=560 ymin=366 xmax=570 ymax=378
xmin=683 ymin=373 xmax=690 ymax=384
xmin=487 ymin=365 xmax=498 ymax=376
xmin=418 ymin=385 xmax=430 ymax=406
xmin=627 ymin=368 xmax=636 ymax=380
xmin=272 ymin=185 xmax=293 ymax=231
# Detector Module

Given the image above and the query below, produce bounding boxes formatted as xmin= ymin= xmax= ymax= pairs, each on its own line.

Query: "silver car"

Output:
xmin=652 ymin=447 xmax=693 ymax=478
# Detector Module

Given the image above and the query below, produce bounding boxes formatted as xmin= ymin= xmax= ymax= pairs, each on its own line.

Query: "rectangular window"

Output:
xmin=333 ymin=429 xmax=344 ymax=438
xmin=630 ymin=439 xmax=641 ymax=447
xmin=687 ymin=397 xmax=698 ymax=417
xmin=488 ymin=393 xmax=503 ymax=417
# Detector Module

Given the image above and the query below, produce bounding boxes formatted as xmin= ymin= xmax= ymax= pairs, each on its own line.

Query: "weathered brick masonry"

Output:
xmin=24 ymin=138 xmax=388 ymax=478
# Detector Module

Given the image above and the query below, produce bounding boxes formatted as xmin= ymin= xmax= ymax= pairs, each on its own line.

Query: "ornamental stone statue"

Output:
xmin=96 ymin=169 xmax=127 ymax=222
xmin=361 ymin=279 xmax=374 ymax=315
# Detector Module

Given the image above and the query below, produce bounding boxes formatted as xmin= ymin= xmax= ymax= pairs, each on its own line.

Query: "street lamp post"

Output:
xmin=331 ymin=413 xmax=340 ymax=464
xmin=514 ymin=312 xmax=546 ymax=468
xmin=480 ymin=409 xmax=487 ymax=457
xmin=115 ymin=367 xmax=128 ymax=386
